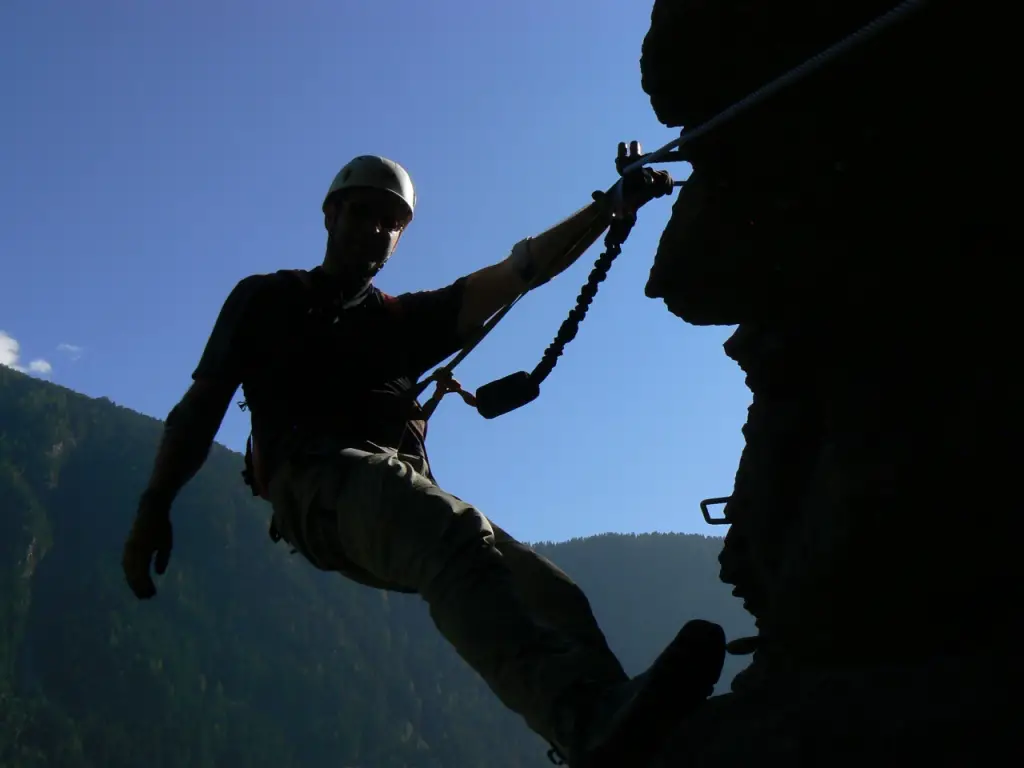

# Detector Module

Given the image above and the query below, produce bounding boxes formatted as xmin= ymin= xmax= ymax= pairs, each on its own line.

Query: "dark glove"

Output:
xmin=616 ymin=167 xmax=675 ymax=213
xmin=122 ymin=489 xmax=174 ymax=599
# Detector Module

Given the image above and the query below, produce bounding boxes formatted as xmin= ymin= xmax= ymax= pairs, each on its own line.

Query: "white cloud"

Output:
xmin=0 ymin=331 xmax=22 ymax=368
xmin=0 ymin=330 xmax=54 ymax=377
xmin=56 ymin=342 xmax=84 ymax=361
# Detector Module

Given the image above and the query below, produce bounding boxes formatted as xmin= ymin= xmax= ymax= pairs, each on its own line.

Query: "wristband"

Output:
xmin=508 ymin=236 xmax=539 ymax=284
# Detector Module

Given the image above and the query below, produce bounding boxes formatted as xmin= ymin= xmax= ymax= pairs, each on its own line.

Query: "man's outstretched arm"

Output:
xmin=456 ymin=168 xmax=675 ymax=337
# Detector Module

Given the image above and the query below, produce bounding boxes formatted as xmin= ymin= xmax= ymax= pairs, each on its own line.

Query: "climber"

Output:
xmin=121 ymin=154 xmax=726 ymax=766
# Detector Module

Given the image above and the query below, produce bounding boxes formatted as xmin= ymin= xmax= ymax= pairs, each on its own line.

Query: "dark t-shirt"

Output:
xmin=192 ymin=266 xmax=467 ymax=479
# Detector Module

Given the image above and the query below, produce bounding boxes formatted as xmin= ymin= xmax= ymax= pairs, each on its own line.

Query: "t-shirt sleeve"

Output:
xmin=390 ymin=276 xmax=469 ymax=376
xmin=191 ymin=275 xmax=269 ymax=385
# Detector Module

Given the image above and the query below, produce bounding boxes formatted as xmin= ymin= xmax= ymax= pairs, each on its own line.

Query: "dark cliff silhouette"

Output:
xmin=640 ymin=1 xmax=1017 ymax=764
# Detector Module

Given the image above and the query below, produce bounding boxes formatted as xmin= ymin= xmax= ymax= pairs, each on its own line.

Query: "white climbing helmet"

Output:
xmin=323 ymin=155 xmax=416 ymax=221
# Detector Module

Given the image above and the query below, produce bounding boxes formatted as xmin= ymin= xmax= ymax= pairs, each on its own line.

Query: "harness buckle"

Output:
xmin=420 ymin=369 xmax=477 ymax=420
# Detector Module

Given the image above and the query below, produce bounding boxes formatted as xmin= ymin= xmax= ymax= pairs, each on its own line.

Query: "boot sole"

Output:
xmin=580 ymin=619 xmax=726 ymax=768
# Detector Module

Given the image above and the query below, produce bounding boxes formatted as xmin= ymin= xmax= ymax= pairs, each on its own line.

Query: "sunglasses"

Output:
xmin=340 ymin=197 xmax=409 ymax=233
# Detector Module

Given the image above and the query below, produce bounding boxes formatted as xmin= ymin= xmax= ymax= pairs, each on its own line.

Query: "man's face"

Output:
xmin=323 ymin=187 xmax=411 ymax=288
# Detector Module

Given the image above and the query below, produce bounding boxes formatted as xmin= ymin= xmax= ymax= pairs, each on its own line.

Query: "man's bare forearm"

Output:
xmin=143 ymin=384 xmax=231 ymax=504
xmin=458 ymin=201 xmax=611 ymax=334
xmin=523 ymin=200 xmax=610 ymax=285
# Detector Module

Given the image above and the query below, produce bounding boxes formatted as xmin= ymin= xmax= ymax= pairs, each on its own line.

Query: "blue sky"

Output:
xmin=1 ymin=0 xmax=750 ymax=543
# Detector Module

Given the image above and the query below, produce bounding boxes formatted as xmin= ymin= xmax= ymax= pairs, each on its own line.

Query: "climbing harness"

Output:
xmin=414 ymin=0 xmax=930 ymax=430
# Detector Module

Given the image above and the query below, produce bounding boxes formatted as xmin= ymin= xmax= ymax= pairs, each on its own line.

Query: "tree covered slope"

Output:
xmin=0 ymin=366 xmax=753 ymax=767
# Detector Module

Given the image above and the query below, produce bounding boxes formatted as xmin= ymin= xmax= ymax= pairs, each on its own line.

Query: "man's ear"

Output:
xmin=323 ymin=199 xmax=339 ymax=231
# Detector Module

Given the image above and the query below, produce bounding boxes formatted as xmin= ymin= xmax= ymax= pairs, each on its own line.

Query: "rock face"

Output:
xmin=639 ymin=1 xmax=1019 ymax=764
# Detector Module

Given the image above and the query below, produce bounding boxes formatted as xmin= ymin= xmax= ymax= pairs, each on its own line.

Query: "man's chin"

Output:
xmin=353 ymin=262 xmax=382 ymax=280
xmin=337 ymin=263 xmax=382 ymax=291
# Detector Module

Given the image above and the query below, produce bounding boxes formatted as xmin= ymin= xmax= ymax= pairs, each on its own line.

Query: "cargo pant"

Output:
xmin=266 ymin=443 xmax=627 ymax=742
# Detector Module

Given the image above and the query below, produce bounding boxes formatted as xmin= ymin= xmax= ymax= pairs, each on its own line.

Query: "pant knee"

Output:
xmin=326 ymin=451 xmax=505 ymax=599
xmin=416 ymin=500 xmax=506 ymax=604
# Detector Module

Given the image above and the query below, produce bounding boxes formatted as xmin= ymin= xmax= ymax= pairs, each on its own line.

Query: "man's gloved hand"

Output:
xmin=615 ymin=167 xmax=675 ymax=214
xmin=122 ymin=489 xmax=174 ymax=599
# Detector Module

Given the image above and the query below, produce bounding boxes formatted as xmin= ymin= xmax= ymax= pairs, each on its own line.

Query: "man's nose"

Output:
xmin=356 ymin=217 xmax=384 ymax=235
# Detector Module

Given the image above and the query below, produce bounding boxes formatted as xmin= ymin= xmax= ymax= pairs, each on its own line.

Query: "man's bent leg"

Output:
xmin=491 ymin=525 xmax=627 ymax=682
xmin=269 ymin=448 xmax=625 ymax=743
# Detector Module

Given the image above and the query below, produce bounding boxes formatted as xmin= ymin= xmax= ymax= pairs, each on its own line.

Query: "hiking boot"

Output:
xmin=547 ymin=619 xmax=727 ymax=768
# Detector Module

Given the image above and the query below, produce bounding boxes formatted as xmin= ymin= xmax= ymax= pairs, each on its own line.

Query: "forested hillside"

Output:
xmin=0 ymin=366 xmax=753 ymax=767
